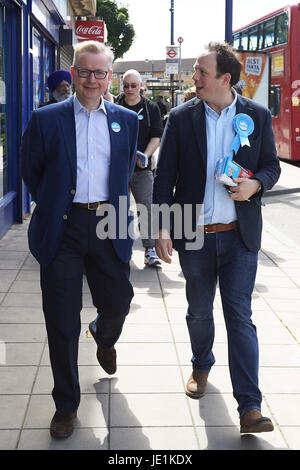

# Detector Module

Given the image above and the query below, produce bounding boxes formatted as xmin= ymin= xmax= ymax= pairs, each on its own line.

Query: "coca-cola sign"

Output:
xmin=75 ymin=20 xmax=105 ymax=43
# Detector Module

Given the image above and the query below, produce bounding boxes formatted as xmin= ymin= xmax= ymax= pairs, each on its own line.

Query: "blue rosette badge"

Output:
xmin=231 ymin=113 xmax=254 ymax=155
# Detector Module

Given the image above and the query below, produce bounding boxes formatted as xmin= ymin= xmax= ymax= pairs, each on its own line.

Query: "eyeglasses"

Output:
xmin=123 ymin=83 xmax=138 ymax=89
xmin=75 ymin=67 xmax=109 ymax=80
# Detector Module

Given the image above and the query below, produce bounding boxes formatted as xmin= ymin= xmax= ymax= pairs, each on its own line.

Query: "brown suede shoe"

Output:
xmin=185 ymin=371 xmax=209 ymax=399
xmin=89 ymin=321 xmax=117 ymax=375
xmin=240 ymin=409 xmax=274 ymax=434
xmin=50 ymin=410 xmax=77 ymax=438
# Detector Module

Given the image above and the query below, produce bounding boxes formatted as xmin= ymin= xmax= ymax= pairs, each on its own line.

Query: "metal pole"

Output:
xmin=170 ymin=0 xmax=174 ymax=45
xmin=170 ymin=0 xmax=175 ymax=106
xmin=178 ymin=42 xmax=182 ymax=90
xmin=225 ymin=0 xmax=233 ymax=43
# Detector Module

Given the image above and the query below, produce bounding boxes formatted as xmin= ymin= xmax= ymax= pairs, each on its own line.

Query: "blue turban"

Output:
xmin=47 ymin=70 xmax=72 ymax=92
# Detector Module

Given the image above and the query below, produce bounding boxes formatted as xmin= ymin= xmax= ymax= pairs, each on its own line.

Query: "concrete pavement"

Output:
xmin=1 ymin=163 xmax=300 ymax=450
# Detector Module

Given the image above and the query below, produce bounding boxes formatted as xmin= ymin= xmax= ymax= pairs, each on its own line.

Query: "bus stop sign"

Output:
xmin=167 ymin=48 xmax=178 ymax=59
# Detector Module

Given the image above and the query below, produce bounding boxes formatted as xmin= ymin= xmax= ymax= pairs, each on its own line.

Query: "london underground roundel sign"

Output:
xmin=167 ymin=48 xmax=177 ymax=59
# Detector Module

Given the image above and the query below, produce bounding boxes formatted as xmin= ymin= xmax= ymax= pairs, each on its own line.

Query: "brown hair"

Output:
xmin=206 ymin=41 xmax=242 ymax=86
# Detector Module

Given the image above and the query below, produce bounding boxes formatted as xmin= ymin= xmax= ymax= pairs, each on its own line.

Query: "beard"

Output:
xmin=53 ymin=89 xmax=72 ymax=102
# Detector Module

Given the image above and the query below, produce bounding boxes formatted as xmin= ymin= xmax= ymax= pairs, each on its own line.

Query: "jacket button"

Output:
xmin=70 ymin=189 xmax=75 ymax=195
xmin=63 ymin=214 xmax=68 ymax=220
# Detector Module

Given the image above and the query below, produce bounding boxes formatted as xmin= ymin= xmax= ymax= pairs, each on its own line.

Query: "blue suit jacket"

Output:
xmin=21 ymin=96 xmax=139 ymax=266
xmin=153 ymin=95 xmax=281 ymax=253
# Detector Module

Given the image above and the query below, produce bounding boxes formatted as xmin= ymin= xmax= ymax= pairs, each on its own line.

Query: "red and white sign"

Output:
xmin=75 ymin=20 xmax=105 ymax=43
xmin=166 ymin=47 xmax=179 ymax=60
xmin=166 ymin=46 xmax=179 ymax=74
xmin=177 ymin=37 xmax=184 ymax=44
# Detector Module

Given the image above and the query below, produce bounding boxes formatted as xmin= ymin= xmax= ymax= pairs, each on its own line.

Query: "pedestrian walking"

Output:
xmin=153 ymin=41 xmax=281 ymax=434
xmin=21 ymin=40 xmax=138 ymax=438
xmin=115 ymin=69 xmax=163 ymax=267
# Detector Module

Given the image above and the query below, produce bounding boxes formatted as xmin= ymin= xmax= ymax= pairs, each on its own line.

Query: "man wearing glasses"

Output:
xmin=115 ymin=70 xmax=163 ymax=267
xmin=21 ymin=41 xmax=139 ymax=438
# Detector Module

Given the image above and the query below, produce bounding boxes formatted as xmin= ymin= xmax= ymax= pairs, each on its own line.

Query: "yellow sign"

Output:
xmin=272 ymin=53 xmax=284 ymax=77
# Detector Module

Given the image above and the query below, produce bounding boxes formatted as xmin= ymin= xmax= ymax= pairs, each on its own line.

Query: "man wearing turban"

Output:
xmin=39 ymin=70 xmax=72 ymax=107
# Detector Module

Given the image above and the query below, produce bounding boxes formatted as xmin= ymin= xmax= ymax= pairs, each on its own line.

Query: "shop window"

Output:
xmin=44 ymin=40 xmax=53 ymax=104
xmin=32 ymin=29 xmax=42 ymax=109
xmin=0 ymin=7 xmax=7 ymax=199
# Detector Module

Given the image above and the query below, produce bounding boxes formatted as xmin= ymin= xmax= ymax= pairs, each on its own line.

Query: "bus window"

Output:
xmin=276 ymin=13 xmax=288 ymax=45
xmin=270 ymin=85 xmax=281 ymax=117
xmin=233 ymin=33 xmax=240 ymax=50
xmin=264 ymin=18 xmax=275 ymax=48
xmin=257 ymin=23 xmax=263 ymax=50
xmin=241 ymin=32 xmax=248 ymax=50
xmin=249 ymin=27 xmax=258 ymax=50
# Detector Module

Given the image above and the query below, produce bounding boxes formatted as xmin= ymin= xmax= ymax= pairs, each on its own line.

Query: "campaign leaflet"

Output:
xmin=136 ymin=150 xmax=148 ymax=168
xmin=215 ymin=156 xmax=253 ymax=187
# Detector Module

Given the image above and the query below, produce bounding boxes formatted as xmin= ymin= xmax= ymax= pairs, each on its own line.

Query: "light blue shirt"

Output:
xmin=73 ymin=95 xmax=111 ymax=203
xmin=200 ymin=89 xmax=238 ymax=225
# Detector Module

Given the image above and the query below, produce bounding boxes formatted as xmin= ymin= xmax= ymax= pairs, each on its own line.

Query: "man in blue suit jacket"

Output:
xmin=21 ymin=41 xmax=138 ymax=438
xmin=153 ymin=42 xmax=281 ymax=434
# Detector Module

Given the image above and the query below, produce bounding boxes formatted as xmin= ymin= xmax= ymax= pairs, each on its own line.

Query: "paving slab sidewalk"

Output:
xmin=0 ymin=168 xmax=300 ymax=450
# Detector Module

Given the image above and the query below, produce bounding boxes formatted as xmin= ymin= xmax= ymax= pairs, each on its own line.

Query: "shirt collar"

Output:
xmin=204 ymin=88 xmax=237 ymax=117
xmin=73 ymin=93 xmax=107 ymax=115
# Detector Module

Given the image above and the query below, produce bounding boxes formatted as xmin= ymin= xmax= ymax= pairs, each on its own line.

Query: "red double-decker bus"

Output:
xmin=233 ymin=4 xmax=300 ymax=162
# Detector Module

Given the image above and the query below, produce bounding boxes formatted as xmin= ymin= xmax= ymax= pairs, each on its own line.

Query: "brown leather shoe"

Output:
xmin=50 ymin=410 xmax=77 ymax=438
xmin=240 ymin=409 xmax=274 ymax=434
xmin=96 ymin=344 xmax=117 ymax=375
xmin=89 ymin=321 xmax=117 ymax=375
xmin=185 ymin=371 xmax=209 ymax=398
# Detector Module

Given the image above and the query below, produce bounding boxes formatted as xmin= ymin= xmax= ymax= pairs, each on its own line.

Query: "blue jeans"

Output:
xmin=178 ymin=229 xmax=262 ymax=417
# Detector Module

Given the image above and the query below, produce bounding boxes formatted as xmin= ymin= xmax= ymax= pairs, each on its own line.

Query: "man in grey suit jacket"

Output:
xmin=22 ymin=41 xmax=138 ymax=438
xmin=153 ymin=42 xmax=281 ymax=434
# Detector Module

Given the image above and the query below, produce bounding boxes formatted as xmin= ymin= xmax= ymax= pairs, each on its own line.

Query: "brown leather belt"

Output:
xmin=200 ymin=221 xmax=239 ymax=233
xmin=72 ymin=201 xmax=109 ymax=210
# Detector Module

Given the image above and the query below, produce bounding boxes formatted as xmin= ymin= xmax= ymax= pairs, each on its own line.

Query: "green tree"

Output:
xmin=96 ymin=0 xmax=135 ymax=60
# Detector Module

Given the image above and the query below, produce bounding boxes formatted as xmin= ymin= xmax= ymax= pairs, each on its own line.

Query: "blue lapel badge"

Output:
xmin=111 ymin=122 xmax=121 ymax=133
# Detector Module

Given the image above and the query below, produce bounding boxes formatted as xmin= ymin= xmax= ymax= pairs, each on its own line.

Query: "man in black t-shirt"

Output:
xmin=115 ymin=70 xmax=163 ymax=266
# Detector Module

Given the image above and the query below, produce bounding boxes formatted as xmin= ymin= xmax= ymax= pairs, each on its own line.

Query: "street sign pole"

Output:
xmin=178 ymin=43 xmax=181 ymax=90
xmin=170 ymin=0 xmax=175 ymax=105
xmin=177 ymin=36 xmax=183 ymax=90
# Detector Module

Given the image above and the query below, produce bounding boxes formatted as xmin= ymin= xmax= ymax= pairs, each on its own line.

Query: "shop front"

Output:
xmin=0 ymin=0 xmax=21 ymax=238
xmin=0 ymin=0 xmax=96 ymax=239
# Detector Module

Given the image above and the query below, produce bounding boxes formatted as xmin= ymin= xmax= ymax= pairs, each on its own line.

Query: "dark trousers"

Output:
xmin=40 ymin=207 xmax=134 ymax=412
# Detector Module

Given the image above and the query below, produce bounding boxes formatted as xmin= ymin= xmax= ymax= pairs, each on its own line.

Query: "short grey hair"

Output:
xmin=72 ymin=40 xmax=114 ymax=70
xmin=123 ymin=69 xmax=142 ymax=82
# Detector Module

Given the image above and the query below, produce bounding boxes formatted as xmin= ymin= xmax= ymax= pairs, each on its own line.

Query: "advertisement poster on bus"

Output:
xmin=237 ymin=52 xmax=270 ymax=109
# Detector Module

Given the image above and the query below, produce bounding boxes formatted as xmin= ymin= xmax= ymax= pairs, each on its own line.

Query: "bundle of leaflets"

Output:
xmin=137 ymin=150 xmax=148 ymax=168
xmin=215 ymin=156 xmax=253 ymax=187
